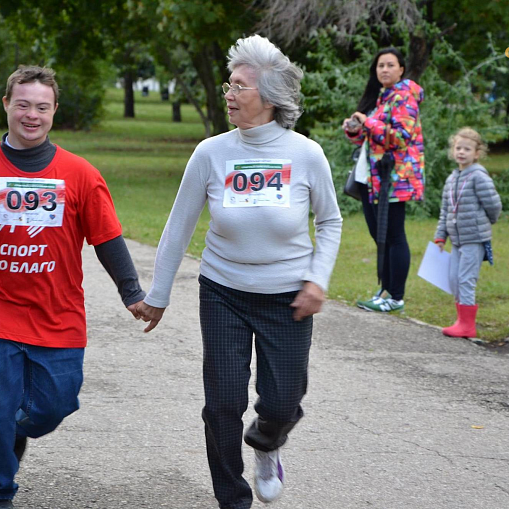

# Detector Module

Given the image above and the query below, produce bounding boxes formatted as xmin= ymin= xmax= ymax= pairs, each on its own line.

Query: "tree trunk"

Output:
xmin=172 ymin=101 xmax=181 ymax=122
xmin=214 ymin=41 xmax=230 ymax=87
xmin=124 ymin=71 xmax=135 ymax=118
xmin=191 ymin=44 xmax=229 ymax=135
xmin=156 ymin=48 xmax=211 ymax=137
xmin=406 ymin=20 xmax=457 ymax=83
xmin=406 ymin=29 xmax=432 ymax=83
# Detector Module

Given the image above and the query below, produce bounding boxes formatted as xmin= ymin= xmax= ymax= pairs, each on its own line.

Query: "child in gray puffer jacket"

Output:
xmin=434 ymin=127 xmax=502 ymax=338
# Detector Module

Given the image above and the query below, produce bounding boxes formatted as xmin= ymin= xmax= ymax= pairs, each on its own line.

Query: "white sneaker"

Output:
xmin=254 ymin=448 xmax=284 ymax=503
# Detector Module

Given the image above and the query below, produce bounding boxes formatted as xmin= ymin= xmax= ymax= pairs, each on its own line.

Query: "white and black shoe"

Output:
xmin=254 ymin=448 xmax=284 ymax=504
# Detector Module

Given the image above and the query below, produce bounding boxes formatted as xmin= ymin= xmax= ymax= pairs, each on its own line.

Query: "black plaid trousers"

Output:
xmin=198 ymin=275 xmax=313 ymax=509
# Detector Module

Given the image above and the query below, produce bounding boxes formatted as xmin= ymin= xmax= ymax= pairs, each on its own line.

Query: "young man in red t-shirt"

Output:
xmin=0 ymin=66 xmax=145 ymax=508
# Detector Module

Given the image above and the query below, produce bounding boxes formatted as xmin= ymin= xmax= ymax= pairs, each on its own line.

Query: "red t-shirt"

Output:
xmin=0 ymin=145 xmax=122 ymax=348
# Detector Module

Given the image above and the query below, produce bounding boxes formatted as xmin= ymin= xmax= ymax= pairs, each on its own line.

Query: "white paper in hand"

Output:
xmin=417 ymin=242 xmax=452 ymax=294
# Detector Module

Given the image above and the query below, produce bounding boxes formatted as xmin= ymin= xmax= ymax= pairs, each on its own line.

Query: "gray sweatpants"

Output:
xmin=449 ymin=243 xmax=485 ymax=305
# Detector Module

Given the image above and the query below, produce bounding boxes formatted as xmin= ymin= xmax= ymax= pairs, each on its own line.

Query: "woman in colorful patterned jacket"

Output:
xmin=343 ymin=47 xmax=425 ymax=313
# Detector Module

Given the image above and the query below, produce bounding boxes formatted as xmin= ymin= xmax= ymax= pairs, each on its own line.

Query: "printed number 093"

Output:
xmin=232 ymin=171 xmax=282 ymax=192
xmin=5 ymin=190 xmax=57 ymax=211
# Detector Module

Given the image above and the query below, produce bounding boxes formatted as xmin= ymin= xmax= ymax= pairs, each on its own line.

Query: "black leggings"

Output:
xmin=360 ymin=184 xmax=410 ymax=300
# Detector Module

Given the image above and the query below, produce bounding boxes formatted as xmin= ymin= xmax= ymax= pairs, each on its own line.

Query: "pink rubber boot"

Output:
xmin=442 ymin=304 xmax=478 ymax=338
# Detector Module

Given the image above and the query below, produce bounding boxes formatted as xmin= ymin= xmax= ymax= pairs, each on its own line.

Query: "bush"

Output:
xmin=0 ymin=17 xmax=105 ymax=131
xmin=52 ymin=68 xmax=105 ymax=130
xmin=494 ymin=171 xmax=509 ymax=213
xmin=299 ymin=29 xmax=508 ymax=217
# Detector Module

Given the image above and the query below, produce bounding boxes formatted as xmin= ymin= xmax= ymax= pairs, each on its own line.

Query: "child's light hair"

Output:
xmin=448 ymin=127 xmax=488 ymax=161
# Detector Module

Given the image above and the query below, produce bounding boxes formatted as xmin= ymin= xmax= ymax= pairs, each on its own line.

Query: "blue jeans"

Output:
xmin=0 ymin=339 xmax=84 ymax=500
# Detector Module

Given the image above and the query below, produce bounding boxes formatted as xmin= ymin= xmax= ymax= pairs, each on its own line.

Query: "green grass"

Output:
xmin=51 ymin=89 xmax=509 ymax=342
xmin=329 ymin=214 xmax=509 ymax=342
xmin=485 ymin=153 xmax=509 ymax=174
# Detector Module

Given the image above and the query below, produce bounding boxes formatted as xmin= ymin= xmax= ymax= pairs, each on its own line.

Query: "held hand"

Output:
xmin=127 ymin=300 xmax=144 ymax=319
xmin=436 ymin=241 xmax=445 ymax=252
xmin=290 ymin=282 xmax=326 ymax=321
xmin=136 ymin=301 xmax=166 ymax=333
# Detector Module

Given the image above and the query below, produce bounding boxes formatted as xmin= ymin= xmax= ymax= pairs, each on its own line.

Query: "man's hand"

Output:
xmin=136 ymin=301 xmax=166 ymax=333
xmin=436 ymin=241 xmax=445 ymax=252
xmin=290 ymin=282 xmax=325 ymax=321
xmin=127 ymin=300 xmax=144 ymax=319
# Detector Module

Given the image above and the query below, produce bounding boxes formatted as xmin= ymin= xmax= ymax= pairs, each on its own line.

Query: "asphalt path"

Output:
xmin=14 ymin=240 xmax=509 ymax=508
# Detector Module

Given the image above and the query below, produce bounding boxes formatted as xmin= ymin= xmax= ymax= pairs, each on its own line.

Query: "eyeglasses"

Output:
xmin=222 ymin=82 xmax=257 ymax=95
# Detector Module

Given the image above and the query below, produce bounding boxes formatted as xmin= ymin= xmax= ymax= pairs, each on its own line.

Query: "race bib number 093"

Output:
xmin=223 ymin=159 xmax=291 ymax=207
xmin=0 ymin=177 xmax=65 ymax=227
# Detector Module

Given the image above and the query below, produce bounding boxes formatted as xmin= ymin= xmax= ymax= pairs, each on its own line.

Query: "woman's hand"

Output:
xmin=352 ymin=111 xmax=367 ymax=126
xmin=343 ymin=112 xmax=366 ymax=133
xmin=136 ymin=302 xmax=166 ymax=333
xmin=342 ymin=116 xmax=362 ymax=134
xmin=290 ymin=282 xmax=326 ymax=321
xmin=436 ymin=241 xmax=445 ymax=252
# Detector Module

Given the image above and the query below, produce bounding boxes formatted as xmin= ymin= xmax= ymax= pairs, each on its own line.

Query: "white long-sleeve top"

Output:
xmin=145 ymin=120 xmax=342 ymax=307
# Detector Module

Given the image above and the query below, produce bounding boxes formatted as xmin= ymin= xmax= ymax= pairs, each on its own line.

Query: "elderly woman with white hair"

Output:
xmin=137 ymin=35 xmax=342 ymax=508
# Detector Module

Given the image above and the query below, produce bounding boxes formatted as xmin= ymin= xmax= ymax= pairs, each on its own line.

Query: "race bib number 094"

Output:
xmin=0 ymin=177 xmax=65 ymax=227
xmin=223 ymin=159 xmax=291 ymax=207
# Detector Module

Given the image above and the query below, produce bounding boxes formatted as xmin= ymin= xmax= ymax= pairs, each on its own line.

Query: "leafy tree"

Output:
xmin=252 ymin=0 xmax=509 ymax=214
xmin=155 ymin=0 xmax=256 ymax=135
xmin=110 ymin=43 xmax=155 ymax=118
xmin=254 ymin=0 xmax=509 ymax=85
xmin=154 ymin=44 xmax=213 ymax=136
xmin=301 ymin=28 xmax=508 ymax=217
xmin=254 ymin=0 xmax=433 ymax=79
xmin=0 ymin=0 xmax=160 ymax=122
xmin=0 ymin=16 xmax=19 ymax=127
xmin=430 ymin=0 xmax=509 ymax=121
xmin=107 ymin=1 xmax=157 ymax=118
xmin=0 ymin=2 xmax=112 ymax=129
xmin=154 ymin=47 xmax=211 ymax=129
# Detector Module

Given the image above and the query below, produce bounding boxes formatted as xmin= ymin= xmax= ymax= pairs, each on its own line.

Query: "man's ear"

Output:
xmin=54 ymin=102 xmax=59 ymax=114
xmin=2 ymin=96 xmax=9 ymax=112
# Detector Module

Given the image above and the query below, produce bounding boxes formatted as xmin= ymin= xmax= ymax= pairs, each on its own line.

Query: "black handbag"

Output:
xmin=343 ymin=146 xmax=362 ymax=201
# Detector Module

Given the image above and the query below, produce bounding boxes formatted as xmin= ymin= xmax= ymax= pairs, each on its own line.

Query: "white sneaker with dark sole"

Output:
xmin=254 ymin=448 xmax=284 ymax=503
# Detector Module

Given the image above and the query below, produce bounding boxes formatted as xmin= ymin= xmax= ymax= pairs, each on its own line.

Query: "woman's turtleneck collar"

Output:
xmin=1 ymin=133 xmax=56 ymax=172
xmin=237 ymin=120 xmax=288 ymax=145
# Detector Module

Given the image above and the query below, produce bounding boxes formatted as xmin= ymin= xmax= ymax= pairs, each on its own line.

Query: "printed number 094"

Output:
xmin=232 ymin=171 xmax=282 ymax=192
